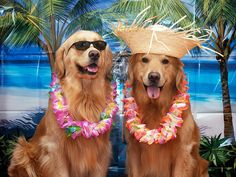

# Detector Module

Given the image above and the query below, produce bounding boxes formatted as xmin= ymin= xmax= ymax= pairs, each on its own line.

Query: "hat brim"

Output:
xmin=115 ymin=28 xmax=201 ymax=59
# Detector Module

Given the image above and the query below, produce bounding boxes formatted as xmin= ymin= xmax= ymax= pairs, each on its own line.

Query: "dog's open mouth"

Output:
xmin=144 ymin=84 xmax=164 ymax=99
xmin=76 ymin=63 xmax=99 ymax=75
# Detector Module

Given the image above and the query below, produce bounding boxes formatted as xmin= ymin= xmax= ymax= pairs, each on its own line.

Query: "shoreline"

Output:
xmin=1 ymin=86 xmax=235 ymax=111
xmin=0 ymin=87 xmax=235 ymax=138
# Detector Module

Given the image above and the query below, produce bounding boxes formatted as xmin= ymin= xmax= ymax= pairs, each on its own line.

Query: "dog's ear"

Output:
xmin=127 ymin=54 xmax=136 ymax=85
xmin=54 ymin=47 xmax=65 ymax=79
xmin=176 ymin=70 xmax=184 ymax=92
xmin=105 ymin=46 xmax=113 ymax=80
xmin=175 ymin=59 xmax=185 ymax=92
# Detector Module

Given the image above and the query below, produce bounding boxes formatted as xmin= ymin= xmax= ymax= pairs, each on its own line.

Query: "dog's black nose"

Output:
xmin=148 ymin=72 xmax=160 ymax=83
xmin=89 ymin=50 xmax=100 ymax=61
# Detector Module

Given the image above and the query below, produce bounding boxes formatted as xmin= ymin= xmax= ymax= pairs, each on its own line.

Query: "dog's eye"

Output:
xmin=142 ymin=57 xmax=149 ymax=63
xmin=162 ymin=59 xmax=169 ymax=64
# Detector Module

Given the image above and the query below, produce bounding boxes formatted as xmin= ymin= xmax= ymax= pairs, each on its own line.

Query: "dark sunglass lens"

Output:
xmin=93 ymin=41 xmax=107 ymax=50
xmin=74 ymin=41 xmax=90 ymax=50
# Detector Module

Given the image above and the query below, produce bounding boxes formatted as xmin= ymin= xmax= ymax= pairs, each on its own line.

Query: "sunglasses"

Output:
xmin=73 ymin=41 xmax=107 ymax=51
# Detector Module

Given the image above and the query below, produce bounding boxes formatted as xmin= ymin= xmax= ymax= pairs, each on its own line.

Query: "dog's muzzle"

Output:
xmin=144 ymin=72 xmax=164 ymax=99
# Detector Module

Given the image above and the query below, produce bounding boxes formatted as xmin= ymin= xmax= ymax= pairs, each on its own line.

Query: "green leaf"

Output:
xmin=200 ymin=135 xmax=232 ymax=167
xmin=37 ymin=0 xmax=72 ymax=20
xmin=65 ymin=11 xmax=103 ymax=37
xmin=69 ymin=0 xmax=97 ymax=18
xmin=109 ymin=0 xmax=193 ymax=27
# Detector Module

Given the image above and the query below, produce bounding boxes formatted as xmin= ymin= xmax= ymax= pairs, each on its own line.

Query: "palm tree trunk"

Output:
xmin=218 ymin=56 xmax=235 ymax=140
xmin=36 ymin=38 xmax=55 ymax=72
xmin=47 ymin=50 xmax=55 ymax=72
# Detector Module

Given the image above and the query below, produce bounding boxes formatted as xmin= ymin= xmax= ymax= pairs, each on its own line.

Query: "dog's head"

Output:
xmin=128 ymin=53 xmax=184 ymax=101
xmin=55 ymin=31 xmax=112 ymax=80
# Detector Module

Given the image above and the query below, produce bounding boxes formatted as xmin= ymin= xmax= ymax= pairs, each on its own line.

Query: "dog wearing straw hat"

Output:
xmin=114 ymin=7 xmax=211 ymax=177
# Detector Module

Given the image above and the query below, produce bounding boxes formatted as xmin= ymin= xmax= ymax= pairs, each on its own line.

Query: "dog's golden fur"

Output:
xmin=126 ymin=54 xmax=209 ymax=177
xmin=8 ymin=31 xmax=113 ymax=177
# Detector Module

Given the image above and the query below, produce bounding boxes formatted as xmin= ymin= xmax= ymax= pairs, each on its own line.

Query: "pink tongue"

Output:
xmin=86 ymin=66 xmax=98 ymax=73
xmin=147 ymin=86 xmax=160 ymax=99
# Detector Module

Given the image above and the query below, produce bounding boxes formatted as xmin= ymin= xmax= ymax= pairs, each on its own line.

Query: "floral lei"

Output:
xmin=123 ymin=75 xmax=190 ymax=145
xmin=49 ymin=73 xmax=119 ymax=139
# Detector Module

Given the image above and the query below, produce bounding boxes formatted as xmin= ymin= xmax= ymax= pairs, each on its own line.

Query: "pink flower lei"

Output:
xmin=123 ymin=74 xmax=190 ymax=145
xmin=49 ymin=73 xmax=119 ymax=139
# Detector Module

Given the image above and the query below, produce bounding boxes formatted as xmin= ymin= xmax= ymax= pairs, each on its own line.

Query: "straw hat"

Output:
xmin=113 ymin=6 xmax=219 ymax=58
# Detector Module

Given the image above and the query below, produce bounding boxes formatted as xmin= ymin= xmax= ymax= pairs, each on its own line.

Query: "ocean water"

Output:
xmin=1 ymin=58 xmax=236 ymax=103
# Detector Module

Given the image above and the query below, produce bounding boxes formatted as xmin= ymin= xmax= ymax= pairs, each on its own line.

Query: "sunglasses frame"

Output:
xmin=73 ymin=40 xmax=107 ymax=51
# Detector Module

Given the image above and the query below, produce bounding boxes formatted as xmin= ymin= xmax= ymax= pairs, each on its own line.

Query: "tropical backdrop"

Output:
xmin=0 ymin=0 xmax=235 ymax=177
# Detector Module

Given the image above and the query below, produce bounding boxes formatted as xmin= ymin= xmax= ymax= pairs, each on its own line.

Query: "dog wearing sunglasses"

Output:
xmin=8 ymin=31 xmax=113 ymax=177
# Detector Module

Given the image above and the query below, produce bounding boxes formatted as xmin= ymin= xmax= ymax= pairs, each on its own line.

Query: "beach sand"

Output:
xmin=0 ymin=87 xmax=235 ymax=139
xmin=0 ymin=87 xmax=48 ymax=111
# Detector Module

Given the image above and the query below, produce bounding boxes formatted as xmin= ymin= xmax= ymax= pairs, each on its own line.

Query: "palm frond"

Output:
xmin=204 ymin=3 xmax=222 ymax=26
xmin=69 ymin=0 xmax=98 ymax=18
xmin=65 ymin=11 xmax=103 ymax=37
xmin=196 ymin=0 xmax=236 ymax=26
xmin=0 ymin=12 xmax=15 ymax=27
xmin=37 ymin=0 xmax=72 ymax=20
xmin=0 ymin=26 xmax=12 ymax=44
xmin=109 ymin=0 xmax=193 ymax=26
xmin=4 ymin=13 xmax=41 ymax=47
xmin=222 ymin=1 xmax=236 ymax=24
xmin=195 ymin=0 xmax=236 ymax=59
xmin=1 ymin=0 xmax=115 ymax=55
xmin=164 ymin=0 xmax=193 ymax=25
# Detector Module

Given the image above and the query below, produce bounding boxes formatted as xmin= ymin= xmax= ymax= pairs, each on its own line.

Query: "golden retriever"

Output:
xmin=125 ymin=53 xmax=209 ymax=177
xmin=8 ymin=31 xmax=113 ymax=177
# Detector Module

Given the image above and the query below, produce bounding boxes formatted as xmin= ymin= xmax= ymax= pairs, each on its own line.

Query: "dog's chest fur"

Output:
xmin=128 ymin=132 xmax=179 ymax=177
xmin=142 ymin=140 xmax=177 ymax=176
xmin=64 ymin=134 xmax=111 ymax=177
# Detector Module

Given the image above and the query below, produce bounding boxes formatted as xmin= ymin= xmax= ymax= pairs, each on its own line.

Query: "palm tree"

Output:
xmin=0 ymin=0 xmax=106 ymax=71
xmin=195 ymin=0 xmax=236 ymax=140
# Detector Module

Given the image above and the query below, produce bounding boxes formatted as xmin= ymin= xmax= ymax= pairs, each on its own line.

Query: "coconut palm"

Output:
xmin=195 ymin=0 xmax=236 ymax=140
xmin=0 ymin=0 xmax=107 ymax=71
